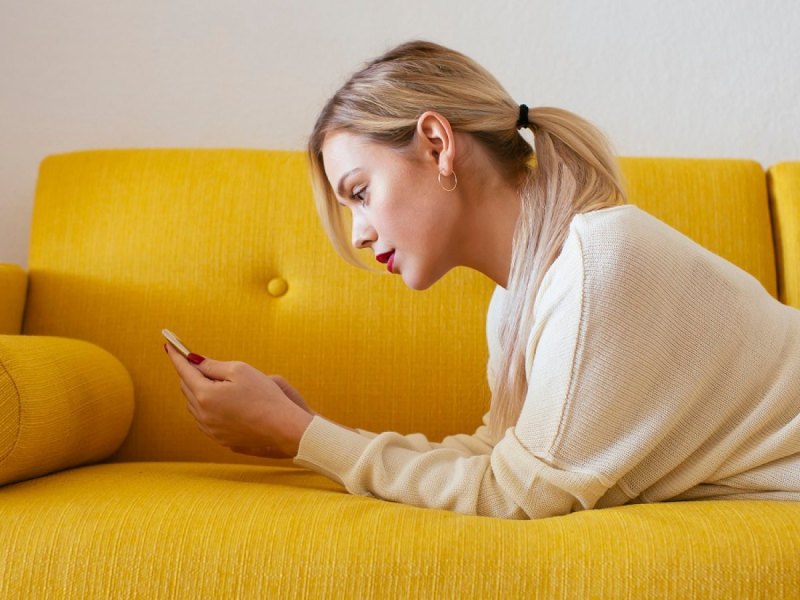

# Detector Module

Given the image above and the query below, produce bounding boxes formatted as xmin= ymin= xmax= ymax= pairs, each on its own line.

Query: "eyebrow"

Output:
xmin=336 ymin=168 xmax=362 ymax=202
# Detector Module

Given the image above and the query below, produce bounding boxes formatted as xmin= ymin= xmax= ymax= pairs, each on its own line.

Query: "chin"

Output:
xmin=400 ymin=262 xmax=451 ymax=291
xmin=402 ymin=276 xmax=435 ymax=292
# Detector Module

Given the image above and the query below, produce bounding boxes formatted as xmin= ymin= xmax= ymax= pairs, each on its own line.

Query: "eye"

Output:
xmin=351 ymin=185 xmax=367 ymax=207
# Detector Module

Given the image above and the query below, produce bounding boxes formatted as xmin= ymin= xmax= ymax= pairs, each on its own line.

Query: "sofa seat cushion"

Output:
xmin=1 ymin=462 xmax=799 ymax=599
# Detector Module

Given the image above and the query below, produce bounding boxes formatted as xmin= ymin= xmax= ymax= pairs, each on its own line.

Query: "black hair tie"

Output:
xmin=516 ymin=104 xmax=530 ymax=130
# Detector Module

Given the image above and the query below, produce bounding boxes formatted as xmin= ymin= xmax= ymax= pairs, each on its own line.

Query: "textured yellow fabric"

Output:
xmin=0 ymin=335 xmax=134 ymax=486
xmin=11 ymin=149 xmax=800 ymax=597
xmin=768 ymin=161 xmax=800 ymax=308
xmin=618 ymin=157 xmax=777 ymax=296
xmin=27 ymin=149 xmax=495 ymax=463
xmin=25 ymin=150 xmax=780 ymax=466
xmin=0 ymin=264 xmax=27 ymax=335
xmin=1 ymin=461 xmax=798 ymax=599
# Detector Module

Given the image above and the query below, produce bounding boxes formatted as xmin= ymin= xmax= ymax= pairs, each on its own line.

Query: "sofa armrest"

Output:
xmin=0 ymin=264 xmax=27 ymax=335
xmin=767 ymin=161 xmax=800 ymax=308
xmin=0 ymin=335 xmax=134 ymax=486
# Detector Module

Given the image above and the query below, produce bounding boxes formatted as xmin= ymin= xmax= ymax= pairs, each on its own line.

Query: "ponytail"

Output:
xmin=487 ymin=107 xmax=626 ymax=441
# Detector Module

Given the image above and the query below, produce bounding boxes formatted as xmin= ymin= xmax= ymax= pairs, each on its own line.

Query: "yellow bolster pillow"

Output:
xmin=0 ymin=335 xmax=134 ymax=486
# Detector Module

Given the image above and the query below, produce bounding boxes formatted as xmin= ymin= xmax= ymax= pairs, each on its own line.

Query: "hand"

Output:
xmin=271 ymin=375 xmax=318 ymax=417
xmin=164 ymin=344 xmax=314 ymax=459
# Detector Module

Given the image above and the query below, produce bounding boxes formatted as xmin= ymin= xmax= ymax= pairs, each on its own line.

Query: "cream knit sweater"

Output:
xmin=294 ymin=204 xmax=800 ymax=519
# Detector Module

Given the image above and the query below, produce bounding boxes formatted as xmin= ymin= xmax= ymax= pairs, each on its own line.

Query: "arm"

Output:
xmin=164 ymin=351 xmax=496 ymax=461
xmin=338 ymin=410 xmax=495 ymax=456
xmin=250 ymin=375 xmax=494 ymax=454
xmin=292 ymin=414 xmax=607 ymax=519
xmin=291 ymin=230 xmax=605 ymax=519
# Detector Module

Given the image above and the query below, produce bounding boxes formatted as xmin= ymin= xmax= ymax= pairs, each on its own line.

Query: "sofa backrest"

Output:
xmin=24 ymin=150 xmax=782 ymax=464
xmin=0 ymin=264 xmax=26 ymax=335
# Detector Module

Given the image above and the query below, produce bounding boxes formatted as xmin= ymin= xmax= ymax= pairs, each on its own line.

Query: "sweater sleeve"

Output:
xmin=353 ymin=410 xmax=495 ymax=456
xmin=293 ymin=413 xmax=608 ymax=519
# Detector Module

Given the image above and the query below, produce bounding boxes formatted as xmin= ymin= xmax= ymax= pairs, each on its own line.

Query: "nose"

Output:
xmin=352 ymin=213 xmax=377 ymax=249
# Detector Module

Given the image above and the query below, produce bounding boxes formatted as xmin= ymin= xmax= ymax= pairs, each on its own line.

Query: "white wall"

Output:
xmin=2 ymin=0 xmax=799 ymax=268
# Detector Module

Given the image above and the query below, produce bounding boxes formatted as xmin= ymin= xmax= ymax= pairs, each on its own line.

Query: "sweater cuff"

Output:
xmin=293 ymin=415 xmax=372 ymax=487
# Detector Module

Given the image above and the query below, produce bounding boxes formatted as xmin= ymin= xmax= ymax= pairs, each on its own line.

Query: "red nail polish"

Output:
xmin=187 ymin=353 xmax=206 ymax=365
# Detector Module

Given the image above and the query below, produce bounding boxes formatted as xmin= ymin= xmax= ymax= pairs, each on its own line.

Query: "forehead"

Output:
xmin=321 ymin=131 xmax=378 ymax=179
xmin=321 ymin=131 xmax=416 ymax=200
xmin=322 ymin=130 xmax=414 ymax=183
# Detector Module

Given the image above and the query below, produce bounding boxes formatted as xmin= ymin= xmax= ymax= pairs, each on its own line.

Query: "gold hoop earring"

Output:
xmin=438 ymin=170 xmax=458 ymax=192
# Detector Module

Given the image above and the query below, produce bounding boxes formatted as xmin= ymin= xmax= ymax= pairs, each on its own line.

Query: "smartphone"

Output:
xmin=162 ymin=328 xmax=192 ymax=359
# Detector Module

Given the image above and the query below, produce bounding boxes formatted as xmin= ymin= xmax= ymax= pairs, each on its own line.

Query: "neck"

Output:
xmin=456 ymin=167 xmax=524 ymax=289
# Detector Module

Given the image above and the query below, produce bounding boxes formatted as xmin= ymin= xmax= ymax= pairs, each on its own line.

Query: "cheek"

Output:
xmin=378 ymin=176 xmax=447 ymax=250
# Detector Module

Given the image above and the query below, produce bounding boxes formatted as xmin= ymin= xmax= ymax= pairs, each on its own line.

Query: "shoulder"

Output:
xmin=570 ymin=203 xmax=734 ymax=273
xmin=571 ymin=203 xmax=768 ymax=304
xmin=571 ymin=203 xmax=677 ymax=258
xmin=570 ymin=204 xmax=708 ymax=296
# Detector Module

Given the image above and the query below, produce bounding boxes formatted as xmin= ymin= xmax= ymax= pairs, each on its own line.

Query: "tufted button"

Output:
xmin=267 ymin=277 xmax=289 ymax=297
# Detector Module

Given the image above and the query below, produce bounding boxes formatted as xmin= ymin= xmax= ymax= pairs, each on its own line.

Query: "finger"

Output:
xmin=194 ymin=421 xmax=213 ymax=438
xmin=180 ymin=379 xmax=197 ymax=402
xmin=180 ymin=381 xmax=202 ymax=420
xmin=271 ymin=376 xmax=296 ymax=399
xmin=270 ymin=376 xmax=316 ymax=415
xmin=270 ymin=375 xmax=301 ymax=404
xmin=192 ymin=357 xmax=235 ymax=382
xmin=186 ymin=400 xmax=202 ymax=423
xmin=166 ymin=343 xmax=215 ymax=394
xmin=180 ymin=378 xmax=200 ymax=410
xmin=181 ymin=383 xmax=208 ymax=434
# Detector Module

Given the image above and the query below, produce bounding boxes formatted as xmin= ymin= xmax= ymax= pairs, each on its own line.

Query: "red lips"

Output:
xmin=376 ymin=251 xmax=395 ymax=264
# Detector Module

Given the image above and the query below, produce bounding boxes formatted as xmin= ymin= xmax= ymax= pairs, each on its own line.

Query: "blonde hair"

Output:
xmin=308 ymin=40 xmax=627 ymax=442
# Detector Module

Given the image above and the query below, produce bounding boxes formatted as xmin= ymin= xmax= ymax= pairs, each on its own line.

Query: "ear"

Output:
xmin=415 ymin=111 xmax=456 ymax=176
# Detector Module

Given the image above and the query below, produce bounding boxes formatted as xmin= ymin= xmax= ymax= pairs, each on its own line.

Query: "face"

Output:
xmin=321 ymin=130 xmax=465 ymax=291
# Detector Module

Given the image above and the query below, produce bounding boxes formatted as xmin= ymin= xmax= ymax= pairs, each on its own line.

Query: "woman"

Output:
xmin=166 ymin=39 xmax=800 ymax=519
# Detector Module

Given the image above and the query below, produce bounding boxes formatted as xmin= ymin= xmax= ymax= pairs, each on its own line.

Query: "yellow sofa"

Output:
xmin=1 ymin=149 xmax=799 ymax=598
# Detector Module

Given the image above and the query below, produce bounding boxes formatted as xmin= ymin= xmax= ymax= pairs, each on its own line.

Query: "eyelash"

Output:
xmin=351 ymin=186 xmax=367 ymax=207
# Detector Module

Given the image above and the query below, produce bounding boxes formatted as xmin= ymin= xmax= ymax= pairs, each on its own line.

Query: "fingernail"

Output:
xmin=187 ymin=353 xmax=206 ymax=365
xmin=164 ymin=344 xmax=169 ymax=354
